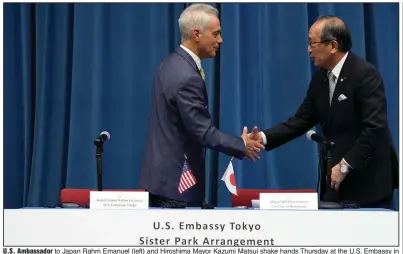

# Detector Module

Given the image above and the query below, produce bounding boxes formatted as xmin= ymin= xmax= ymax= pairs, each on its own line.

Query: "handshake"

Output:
xmin=241 ymin=126 xmax=265 ymax=161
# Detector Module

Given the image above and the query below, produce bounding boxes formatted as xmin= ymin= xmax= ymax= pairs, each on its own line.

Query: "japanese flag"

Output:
xmin=221 ymin=161 xmax=237 ymax=196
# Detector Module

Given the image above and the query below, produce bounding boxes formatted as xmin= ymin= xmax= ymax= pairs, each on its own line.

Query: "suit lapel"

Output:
xmin=323 ymin=73 xmax=331 ymax=114
xmin=175 ymin=47 xmax=209 ymax=102
xmin=175 ymin=47 xmax=204 ymax=81
xmin=330 ymin=76 xmax=347 ymax=109
xmin=316 ymin=69 xmax=331 ymax=126
xmin=328 ymin=52 xmax=355 ymax=118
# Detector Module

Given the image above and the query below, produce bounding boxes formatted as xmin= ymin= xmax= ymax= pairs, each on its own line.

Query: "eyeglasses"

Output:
xmin=308 ymin=40 xmax=332 ymax=47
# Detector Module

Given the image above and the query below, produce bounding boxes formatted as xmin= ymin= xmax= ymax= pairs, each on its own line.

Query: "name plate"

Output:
xmin=259 ymin=192 xmax=318 ymax=210
xmin=90 ymin=191 xmax=149 ymax=209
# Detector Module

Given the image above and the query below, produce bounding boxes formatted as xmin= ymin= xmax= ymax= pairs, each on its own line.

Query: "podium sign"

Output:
xmin=260 ymin=192 xmax=318 ymax=210
xmin=90 ymin=191 xmax=149 ymax=209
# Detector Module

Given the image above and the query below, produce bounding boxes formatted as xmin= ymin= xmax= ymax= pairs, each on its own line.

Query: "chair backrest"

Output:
xmin=60 ymin=188 xmax=145 ymax=207
xmin=231 ymin=189 xmax=316 ymax=207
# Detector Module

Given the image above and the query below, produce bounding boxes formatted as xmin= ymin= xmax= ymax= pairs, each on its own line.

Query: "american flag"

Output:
xmin=178 ymin=160 xmax=197 ymax=194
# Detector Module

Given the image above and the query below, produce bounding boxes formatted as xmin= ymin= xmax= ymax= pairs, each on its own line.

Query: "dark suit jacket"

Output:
xmin=262 ymin=52 xmax=398 ymax=205
xmin=140 ymin=47 xmax=245 ymax=203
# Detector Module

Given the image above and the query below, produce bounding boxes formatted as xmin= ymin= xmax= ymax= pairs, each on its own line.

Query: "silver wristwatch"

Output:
xmin=340 ymin=164 xmax=349 ymax=174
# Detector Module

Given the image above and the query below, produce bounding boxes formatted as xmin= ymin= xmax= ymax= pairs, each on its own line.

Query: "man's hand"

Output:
xmin=242 ymin=126 xmax=265 ymax=161
xmin=331 ymin=161 xmax=348 ymax=191
xmin=248 ymin=126 xmax=263 ymax=144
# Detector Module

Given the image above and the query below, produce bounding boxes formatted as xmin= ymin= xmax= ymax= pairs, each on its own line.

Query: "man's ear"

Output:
xmin=192 ymin=28 xmax=201 ymax=41
xmin=330 ymin=40 xmax=339 ymax=54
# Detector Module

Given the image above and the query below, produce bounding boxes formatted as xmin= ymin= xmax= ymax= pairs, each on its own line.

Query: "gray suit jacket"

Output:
xmin=140 ymin=47 xmax=245 ymax=203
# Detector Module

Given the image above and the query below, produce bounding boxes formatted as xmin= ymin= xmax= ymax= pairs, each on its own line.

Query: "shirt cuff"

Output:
xmin=343 ymin=158 xmax=353 ymax=169
xmin=260 ymin=132 xmax=267 ymax=145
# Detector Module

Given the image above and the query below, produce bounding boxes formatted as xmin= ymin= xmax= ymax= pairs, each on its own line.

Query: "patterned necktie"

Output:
xmin=328 ymin=71 xmax=337 ymax=105
xmin=199 ymin=67 xmax=205 ymax=81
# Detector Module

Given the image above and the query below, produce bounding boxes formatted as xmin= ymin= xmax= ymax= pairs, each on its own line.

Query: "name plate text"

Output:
xmin=260 ymin=192 xmax=318 ymax=210
xmin=90 ymin=191 xmax=149 ymax=209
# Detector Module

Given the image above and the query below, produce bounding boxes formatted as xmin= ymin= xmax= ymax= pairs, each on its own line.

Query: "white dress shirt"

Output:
xmin=329 ymin=51 xmax=349 ymax=83
xmin=180 ymin=45 xmax=202 ymax=71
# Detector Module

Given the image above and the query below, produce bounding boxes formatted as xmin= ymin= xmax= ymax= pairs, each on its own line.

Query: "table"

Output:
xmin=20 ymin=206 xmax=393 ymax=211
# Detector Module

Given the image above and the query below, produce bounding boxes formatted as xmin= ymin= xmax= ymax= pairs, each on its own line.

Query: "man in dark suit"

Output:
xmin=251 ymin=16 xmax=398 ymax=209
xmin=140 ymin=4 xmax=264 ymax=208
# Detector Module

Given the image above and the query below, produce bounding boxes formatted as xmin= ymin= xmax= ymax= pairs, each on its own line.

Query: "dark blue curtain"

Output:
xmin=4 ymin=3 xmax=399 ymax=209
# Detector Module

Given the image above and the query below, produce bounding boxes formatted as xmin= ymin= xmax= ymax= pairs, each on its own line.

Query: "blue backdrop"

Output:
xmin=4 ymin=3 xmax=399 ymax=209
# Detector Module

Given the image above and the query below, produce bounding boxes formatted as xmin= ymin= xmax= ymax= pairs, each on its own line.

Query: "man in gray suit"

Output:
xmin=140 ymin=4 xmax=264 ymax=208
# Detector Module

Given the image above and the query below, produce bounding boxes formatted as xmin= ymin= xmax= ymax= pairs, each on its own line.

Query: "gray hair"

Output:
xmin=316 ymin=15 xmax=352 ymax=52
xmin=178 ymin=4 xmax=219 ymax=42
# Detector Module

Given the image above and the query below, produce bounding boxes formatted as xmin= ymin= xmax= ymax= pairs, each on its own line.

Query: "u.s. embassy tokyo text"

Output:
xmin=153 ymin=221 xmax=261 ymax=232
xmin=138 ymin=221 xmax=275 ymax=246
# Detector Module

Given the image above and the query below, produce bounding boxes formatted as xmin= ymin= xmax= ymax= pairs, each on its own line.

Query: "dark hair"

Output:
xmin=316 ymin=15 xmax=352 ymax=52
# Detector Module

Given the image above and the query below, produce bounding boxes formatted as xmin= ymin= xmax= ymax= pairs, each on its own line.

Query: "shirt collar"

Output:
xmin=180 ymin=44 xmax=202 ymax=71
xmin=329 ymin=51 xmax=349 ymax=79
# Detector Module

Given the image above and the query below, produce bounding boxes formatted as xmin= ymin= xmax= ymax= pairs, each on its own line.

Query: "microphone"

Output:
xmin=306 ymin=130 xmax=334 ymax=148
xmin=306 ymin=130 xmax=342 ymax=209
xmin=94 ymin=131 xmax=110 ymax=146
xmin=94 ymin=131 xmax=110 ymax=192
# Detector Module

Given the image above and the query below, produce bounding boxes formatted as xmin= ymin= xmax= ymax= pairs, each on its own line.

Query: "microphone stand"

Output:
xmin=94 ymin=139 xmax=104 ymax=192
xmin=202 ymin=181 xmax=222 ymax=209
xmin=319 ymin=140 xmax=343 ymax=209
